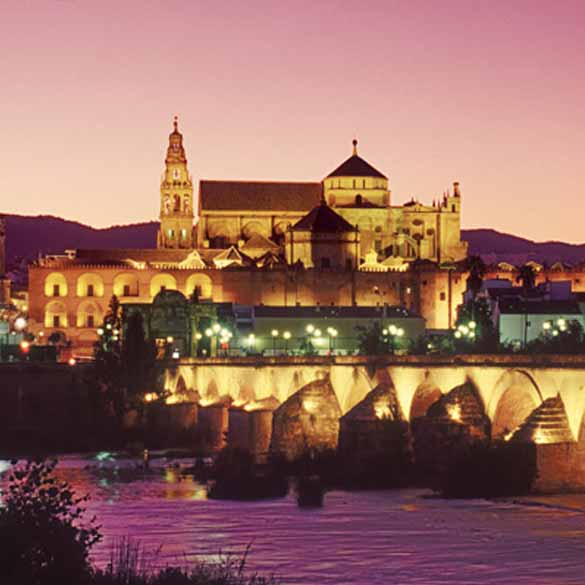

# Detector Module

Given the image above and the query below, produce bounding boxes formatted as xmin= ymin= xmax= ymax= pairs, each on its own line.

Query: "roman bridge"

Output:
xmin=167 ymin=354 xmax=585 ymax=442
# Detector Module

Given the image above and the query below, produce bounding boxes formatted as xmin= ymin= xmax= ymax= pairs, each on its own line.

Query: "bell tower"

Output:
xmin=157 ymin=116 xmax=195 ymax=249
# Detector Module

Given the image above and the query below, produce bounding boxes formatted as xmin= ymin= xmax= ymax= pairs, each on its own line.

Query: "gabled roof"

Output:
xmin=292 ymin=202 xmax=356 ymax=233
xmin=326 ymin=154 xmax=387 ymax=179
xmin=199 ymin=180 xmax=322 ymax=212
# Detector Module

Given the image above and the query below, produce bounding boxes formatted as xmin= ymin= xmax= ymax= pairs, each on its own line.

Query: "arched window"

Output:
xmin=174 ymin=194 xmax=181 ymax=211
xmin=355 ymin=194 xmax=363 ymax=206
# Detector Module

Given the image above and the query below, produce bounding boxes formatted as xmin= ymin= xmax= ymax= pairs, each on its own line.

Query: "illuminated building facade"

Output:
xmin=28 ymin=118 xmax=585 ymax=355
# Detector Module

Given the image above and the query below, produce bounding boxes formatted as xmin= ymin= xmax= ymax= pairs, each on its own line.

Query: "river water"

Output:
xmin=3 ymin=454 xmax=585 ymax=585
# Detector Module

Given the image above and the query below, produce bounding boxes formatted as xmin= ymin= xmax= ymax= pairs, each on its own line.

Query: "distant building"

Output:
xmin=476 ymin=279 xmax=585 ymax=346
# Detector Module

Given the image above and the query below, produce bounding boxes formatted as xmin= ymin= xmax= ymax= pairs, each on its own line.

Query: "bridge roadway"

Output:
xmin=168 ymin=354 xmax=585 ymax=441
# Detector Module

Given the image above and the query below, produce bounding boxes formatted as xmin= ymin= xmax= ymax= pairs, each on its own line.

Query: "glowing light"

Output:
xmin=165 ymin=394 xmax=180 ymax=405
xmin=306 ymin=324 xmax=315 ymax=333
xmin=283 ymin=331 xmax=291 ymax=340
xmin=67 ymin=357 xmax=76 ymax=366
xmin=199 ymin=398 xmax=218 ymax=407
xmin=382 ymin=328 xmax=388 ymax=335
xmin=166 ymin=336 xmax=174 ymax=343
xmin=389 ymin=324 xmax=397 ymax=335
xmin=195 ymin=332 xmax=203 ymax=340
xmin=271 ymin=329 xmax=279 ymax=337
xmin=454 ymin=331 xmax=462 ymax=339
xmin=106 ymin=323 xmax=112 ymax=330
xmin=468 ymin=330 xmax=475 ymax=339
xmin=247 ymin=334 xmax=256 ymax=346
xmin=244 ymin=401 xmax=261 ymax=412
xmin=314 ymin=328 xmax=322 ymax=337
xmin=97 ymin=328 xmax=104 ymax=336
xmin=543 ymin=321 xmax=552 ymax=331
xmin=552 ymin=330 xmax=559 ymax=337
xmin=557 ymin=318 xmax=566 ymax=328
xmin=468 ymin=321 xmax=477 ymax=330
xmin=14 ymin=317 xmax=27 ymax=331
xmin=212 ymin=323 xmax=221 ymax=333
xmin=205 ymin=328 xmax=213 ymax=337
xmin=172 ymin=349 xmax=180 ymax=359
xmin=447 ymin=403 xmax=462 ymax=422
xmin=396 ymin=328 xmax=404 ymax=337
xmin=20 ymin=340 xmax=30 ymax=350
xmin=374 ymin=403 xmax=392 ymax=419
xmin=144 ymin=392 xmax=157 ymax=402
xmin=330 ymin=329 xmax=338 ymax=337
xmin=303 ymin=399 xmax=318 ymax=412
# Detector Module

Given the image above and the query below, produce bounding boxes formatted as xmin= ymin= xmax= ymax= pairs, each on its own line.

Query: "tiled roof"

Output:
xmin=199 ymin=180 xmax=322 ymax=211
xmin=292 ymin=202 xmax=356 ymax=233
xmin=326 ymin=155 xmax=387 ymax=179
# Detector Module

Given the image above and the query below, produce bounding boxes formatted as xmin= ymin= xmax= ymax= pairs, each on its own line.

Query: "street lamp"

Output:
xmin=326 ymin=327 xmax=338 ymax=353
xmin=283 ymin=330 xmax=291 ymax=353
xmin=271 ymin=329 xmax=279 ymax=355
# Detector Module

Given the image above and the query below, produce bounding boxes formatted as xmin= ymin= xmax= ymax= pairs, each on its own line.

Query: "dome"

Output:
xmin=326 ymin=140 xmax=387 ymax=179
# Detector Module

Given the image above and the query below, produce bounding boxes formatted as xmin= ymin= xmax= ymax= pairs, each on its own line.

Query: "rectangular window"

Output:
xmin=87 ymin=284 xmax=94 ymax=297
xmin=374 ymin=239 xmax=382 ymax=253
xmin=53 ymin=284 xmax=60 ymax=297
xmin=87 ymin=315 xmax=95 ymax=328
xmin=440 ymin=292 xmax=446 ymax=301
xmin=167 ymin=229 xmax=174 ymax=239
xmin=123 ymin=284 xmax=130 ymax=297
xmin=53 ymin=315 xmax=60 ymax=327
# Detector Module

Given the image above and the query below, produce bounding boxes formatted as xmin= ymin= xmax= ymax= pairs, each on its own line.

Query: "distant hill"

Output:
xmin=462 ymin=229 xmax=585 ymax=266
xmin=4 ymin=214 xmax=158 ymax=265
xmin=2 ymin=214 xmax=585 ymax=267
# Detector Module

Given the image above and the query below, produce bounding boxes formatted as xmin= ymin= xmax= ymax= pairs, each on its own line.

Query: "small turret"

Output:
xmin=453 ymin=181 xmax=461 ymax=197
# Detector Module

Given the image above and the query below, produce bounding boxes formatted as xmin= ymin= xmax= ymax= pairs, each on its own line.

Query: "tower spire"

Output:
xmin=352 ymin=138 xmax=358 ymax=156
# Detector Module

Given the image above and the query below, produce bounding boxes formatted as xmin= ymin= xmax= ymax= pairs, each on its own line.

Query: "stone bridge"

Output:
xmin=167 ymin=354 xmax=585 ymax=442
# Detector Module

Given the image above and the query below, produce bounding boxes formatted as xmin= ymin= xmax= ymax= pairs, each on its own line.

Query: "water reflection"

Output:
xmin=2 ymin=455 xmax=585 ymax=584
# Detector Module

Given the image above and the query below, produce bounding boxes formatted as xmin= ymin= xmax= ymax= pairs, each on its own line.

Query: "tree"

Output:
xmin=356 ymin=321 xmax=388 ymax=355
xmin=92 ymin=296 xmax=125 ymax=419
xmin=121 ymin=311 xmax=158 ymax=404
xmin=464 ymin=255 xmax=487 ymax=299
xmin=454 ymin=298 xmax=498 ymax=352
xmin=516 ymin=264 xmax=537 ymax=291
xmin=0 ymin=459 xmax=101 ymax=585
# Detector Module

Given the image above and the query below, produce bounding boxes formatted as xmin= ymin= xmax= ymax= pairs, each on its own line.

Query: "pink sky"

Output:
xmin=1 ymin=0 xmax=584 ymax=242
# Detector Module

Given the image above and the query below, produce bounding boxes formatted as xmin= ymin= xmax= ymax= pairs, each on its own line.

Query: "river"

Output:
xmin=2 ymin=453 xmax=585 ymax=585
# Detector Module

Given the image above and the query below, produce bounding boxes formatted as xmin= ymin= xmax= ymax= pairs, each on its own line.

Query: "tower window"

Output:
xmin=53 ymin=315 xmax=60 ymax=327
xmin=87 ymin=284 xmax=94 ymax=297
xmin=52 ymin=284 xmax=60 ymax=297
xmin=87 ymin=315 xmax=95 ymax=328
xmin=374 ymin=239 xmax=382 ymax=253
xmin=451 ymin=204 xmax=456 ymax=212
xmin=355 ymin=194 xmax=363 ymax=206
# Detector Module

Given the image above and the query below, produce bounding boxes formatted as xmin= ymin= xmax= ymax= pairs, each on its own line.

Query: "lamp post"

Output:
xmin=271 ymin=329 xmax=279 ymax=356
xmin=283 ymin=330 xmax=291 ymax=354
xmin=326 ymin=327 xmax=338 ymax=354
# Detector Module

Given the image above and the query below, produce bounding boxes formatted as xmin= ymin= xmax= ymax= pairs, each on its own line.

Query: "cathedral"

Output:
xmin=27 ymin=119 xmax=472 ymax=354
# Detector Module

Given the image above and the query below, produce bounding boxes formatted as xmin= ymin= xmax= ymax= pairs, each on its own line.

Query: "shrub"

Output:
xmin=0 ymin=459 xmax=101 ymax=585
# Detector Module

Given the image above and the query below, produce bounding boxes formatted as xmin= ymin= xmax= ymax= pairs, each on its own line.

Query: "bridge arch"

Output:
xmin=409 ymin=382 xmax=442 ymax=421
xmin=489 ymin=370 xmax=543 ymax=438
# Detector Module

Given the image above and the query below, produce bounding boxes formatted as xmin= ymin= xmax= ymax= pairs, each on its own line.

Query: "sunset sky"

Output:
xmin=1 ymin=0 xmax=584 ymax=242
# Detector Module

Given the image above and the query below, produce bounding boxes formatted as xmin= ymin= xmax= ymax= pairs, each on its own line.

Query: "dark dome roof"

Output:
xmin=292 ymin=201 xmax=356 ymax=233
xmin=326 ymin=154 xmax=387 ymax=180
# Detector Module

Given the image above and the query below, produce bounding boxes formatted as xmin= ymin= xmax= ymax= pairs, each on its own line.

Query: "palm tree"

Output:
xmin=464 ymin=255 xmax=487 ymax=299
xmin=516 ymin=264 xmax=536 ymax=291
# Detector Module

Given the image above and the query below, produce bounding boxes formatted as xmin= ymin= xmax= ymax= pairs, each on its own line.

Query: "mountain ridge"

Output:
xmin=3 ymin=214 xmax=585 ymax=267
